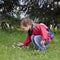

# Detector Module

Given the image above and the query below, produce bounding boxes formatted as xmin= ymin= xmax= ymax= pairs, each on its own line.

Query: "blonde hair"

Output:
xmin=20 ymin=18 xmax=32 ymax=27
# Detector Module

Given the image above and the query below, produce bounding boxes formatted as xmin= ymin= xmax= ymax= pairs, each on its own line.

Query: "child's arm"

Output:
xmin=40 ymin=25 xmax=48 ymax=40
xmin=23 ymin=35 xmax=31 ymax=46
xmin=17 ymin=35 xmax=31 ymax=47
xmin=39 ymin=25 xmax=48 ymax=45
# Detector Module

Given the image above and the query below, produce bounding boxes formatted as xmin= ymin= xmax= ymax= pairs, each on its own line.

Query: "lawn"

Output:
xmin=0 ymin=30 xmax=60 ymax=60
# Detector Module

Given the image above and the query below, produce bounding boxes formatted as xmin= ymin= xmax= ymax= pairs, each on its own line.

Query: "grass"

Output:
xmin=0 ymin=30 xmax=60 ymax=60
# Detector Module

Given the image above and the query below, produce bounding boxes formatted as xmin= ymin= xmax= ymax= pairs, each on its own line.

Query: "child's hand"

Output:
xmin=40 ymin=40 xmax=45 ymax=45
xmin=17 ymin=42 xmax=24 ymax=47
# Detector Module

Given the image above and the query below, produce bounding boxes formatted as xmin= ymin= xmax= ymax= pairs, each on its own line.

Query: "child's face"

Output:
xmin=21 ymin=25 xmax=31 ymax=32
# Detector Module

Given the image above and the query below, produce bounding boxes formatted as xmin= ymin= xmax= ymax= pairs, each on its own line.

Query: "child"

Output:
xmin=17 ymin=18 xmax=53 ymax=51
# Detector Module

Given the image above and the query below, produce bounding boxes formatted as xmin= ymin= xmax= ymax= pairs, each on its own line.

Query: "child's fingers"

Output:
xmin=40 ymin=40 xmax=45 ymax=45
xmin=17 ymin=42 xmax=24 ymax=48
xmin=17 ymin=43 xmax=22 ymax=47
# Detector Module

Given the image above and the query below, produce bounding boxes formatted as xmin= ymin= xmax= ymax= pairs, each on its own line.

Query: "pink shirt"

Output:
xmin=23 ymin=23 xmax=51 ymax=46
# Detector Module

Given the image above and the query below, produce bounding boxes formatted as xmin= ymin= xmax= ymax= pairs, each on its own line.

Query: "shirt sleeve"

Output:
xmin=40 ymin=25 xmax=48 ymax=40
xmin=23 ymin=35 xmax=31 ymax=46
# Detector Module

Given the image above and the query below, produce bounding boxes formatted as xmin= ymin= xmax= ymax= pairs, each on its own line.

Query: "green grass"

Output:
xmin=0 ymin=30 xmax=60 ymax=60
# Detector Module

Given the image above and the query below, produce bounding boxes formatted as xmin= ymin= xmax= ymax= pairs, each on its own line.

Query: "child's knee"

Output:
xmin=34 ymin=35 xmax=41 ymax=39
xmin=34 ymin=35 xmax=41 ymax=43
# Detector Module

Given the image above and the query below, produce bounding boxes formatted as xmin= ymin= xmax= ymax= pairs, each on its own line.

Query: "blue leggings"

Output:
xmin=31 ymin=35 xmax=49 ymax=51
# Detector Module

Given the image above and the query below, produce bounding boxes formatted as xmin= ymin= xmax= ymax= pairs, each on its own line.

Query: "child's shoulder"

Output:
xmin=35 ymin=23 xmax=43 ymax=26
xmin=35 ymin=23 xmax=41 ymax=28
xmin=35 ymin=23 xmax=47 ymax=29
